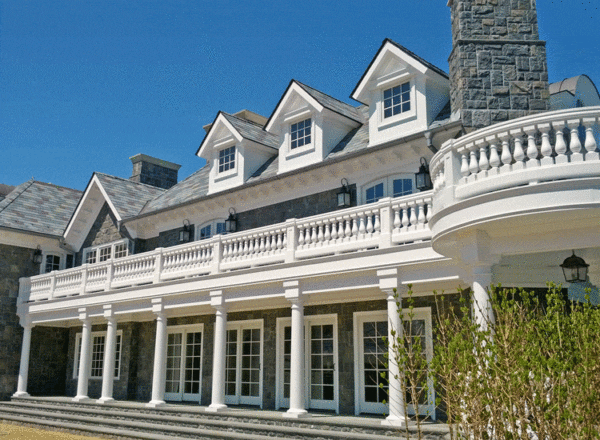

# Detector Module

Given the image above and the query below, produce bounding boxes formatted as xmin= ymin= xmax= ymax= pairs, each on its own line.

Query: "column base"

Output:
xmin=146 ymin=400 xmax=166 ymax=408
xmin=283 ymin=408 xmax=310 ymax=419
xmin=12 ymin=391 xmax=30 ymax=398
xmin=205 ymin=403 xmax=228 ymax=413
xmin=381 ymin=414 xmax=411 ymax=427
xmin=96 ymin=397 xmax=115 ymax=404
xmin=72 ymin=396 xmax=91 ymax=403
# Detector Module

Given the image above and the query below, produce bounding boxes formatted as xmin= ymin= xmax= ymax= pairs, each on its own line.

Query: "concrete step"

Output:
xmin=0 ymin=398 xmax=450 ymax=440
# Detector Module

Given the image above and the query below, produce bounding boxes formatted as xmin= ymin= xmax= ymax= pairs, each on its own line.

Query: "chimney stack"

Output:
xmin=129 ymin=154 xmax=181 ymax=189
xmin=448 ymin=0 xmax=550 ymax=131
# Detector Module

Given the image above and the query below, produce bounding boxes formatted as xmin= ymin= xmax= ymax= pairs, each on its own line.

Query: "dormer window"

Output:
xmin=291 ymin=118 xmax=312 ymax=149
xmin=218 ymin=146 xmax=236 ymax=173
xmin=383 ymin=82 xmax=410 ymax=119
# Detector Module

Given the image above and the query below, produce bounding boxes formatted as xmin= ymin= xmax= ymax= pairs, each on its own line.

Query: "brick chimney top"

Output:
xmin=129 ymin=154 xmax=181 ymax=189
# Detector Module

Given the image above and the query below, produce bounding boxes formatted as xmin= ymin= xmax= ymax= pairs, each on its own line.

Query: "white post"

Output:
xmin=207 ymin=290 xmax=228 ymax=412
xmin=13 ymin=318 xmax=34 ymax=398
xmin=73 ymin=309 xmax=92 ymax=402
xmin=283 ymin=280 xmax=309 ymax=418
xmin=147 ymin=299 xmax=168 ymax=407
xmin=472 ymin=265 xmax=494 ymax=330
xmin=378 ymin=268 xmax=409 ymax=427
xmin=98 ymin=305 xmax=117 ymax=404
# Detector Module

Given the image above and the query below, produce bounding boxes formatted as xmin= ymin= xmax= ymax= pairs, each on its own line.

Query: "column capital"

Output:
xmin=78 ymin=308 xmax=90 ymax=323
xmin=284 ymin=280 xmax=306 ymax=303
xmin=378 ymin=268 xmax=399 ymax=296
xmin=103 ymin=304 xmax=116 ymax=320
xmin=210 ymin=290 xmax=227 ymax=311
xmin=19 ymin=316 xmax=33 ymax=329
xmin=151 ymin=298 xmax=165 ymax=316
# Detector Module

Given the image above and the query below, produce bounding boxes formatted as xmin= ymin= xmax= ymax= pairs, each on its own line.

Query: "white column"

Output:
xmin=98 ymin=305 xmax=117 ymax=404
xmin=472 ymin=265 xmax=494 ymax=330
xmin=73 ymin=309 xmax=92 ymax=402
xmin=378 ymin=268 xmax=409 ymax=427
xmin=13 ymin=318 xmax=34 ymax=398
xmin=147 ymin=299 xmax=168 ymax=407
xmin=207 ymin=290 xmax=228 ymax=412
xmin=283 ymin=280 xmax=309 ymax=418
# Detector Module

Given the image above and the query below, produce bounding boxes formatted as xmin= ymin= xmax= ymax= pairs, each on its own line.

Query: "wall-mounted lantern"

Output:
xmin=225 ymin=208 xmax=237 ymax=233
xmin=560 ymin=251 xmax=589 ymax=283
xmin=179 ymin=219 xmax=191 ymax=243
xmin=32 ymin=245 xmax=43 ymax=264
xmin=337 ymin=178 xmax=351 ymax=208
xmin=415 ymin=157 xmax=433 ymax=192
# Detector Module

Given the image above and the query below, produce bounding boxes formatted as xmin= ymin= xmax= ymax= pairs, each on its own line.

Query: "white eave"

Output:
xmin=197 ymin=112 xmax=244 ymax=160
xmin=265 ymin=81 xmax=325 ymax=133
xmin=63 ymin=174 xmax=123 ymax=251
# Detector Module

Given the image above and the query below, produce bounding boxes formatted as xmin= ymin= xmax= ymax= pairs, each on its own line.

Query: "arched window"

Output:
xmin=362 ymin=175 xmax=414 ymax=204
xmin=196 ymin=220 xmax=226 ymax=240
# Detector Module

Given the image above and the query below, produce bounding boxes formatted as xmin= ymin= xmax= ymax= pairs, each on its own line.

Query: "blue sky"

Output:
xmin=1 ymin=1 xmax=599 ymax=191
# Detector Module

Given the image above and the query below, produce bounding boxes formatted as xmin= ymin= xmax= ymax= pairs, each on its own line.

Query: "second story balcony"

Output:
xmin=430 ymin=106 xmax=600 ymax=260
xmin=19 ymin=192 xmax=434 ymax=305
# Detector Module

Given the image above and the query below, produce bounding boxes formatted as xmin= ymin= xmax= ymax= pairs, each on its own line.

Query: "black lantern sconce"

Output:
xmin=32 ymin=245 xmax=43 ymax=265
xmin=560 ymin=251 xmax=589 ymax=283
xmin=225 ymin=208 xmax=237 ymax=234
xmin=415 ymin=157 xmax=433 ymax=192
xmin=337 ymin=178 xmax=352 ymax=208
xmin=179 ymin=219 xmax=191 ymax=243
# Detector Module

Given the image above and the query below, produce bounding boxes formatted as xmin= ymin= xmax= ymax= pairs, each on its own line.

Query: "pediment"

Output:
xmin=265 ymin=81 xmax=323 ymax=133
xmin=197 ymin=113 xmax=243 ymax=160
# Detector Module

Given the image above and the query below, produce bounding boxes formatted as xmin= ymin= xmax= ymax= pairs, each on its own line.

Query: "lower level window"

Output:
xmin=74 ymin=331 xmax=122 ymax=379
xmin=83 ymin=239 xmax=132 ymax=265
xmin=198 ymin=221 xmax=226 ymax=240
xmin=44 ymin=255 xmax=61 ymax=273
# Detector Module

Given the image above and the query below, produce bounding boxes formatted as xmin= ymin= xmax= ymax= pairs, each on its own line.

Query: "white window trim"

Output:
xmin=40 ymin=251 xmax=66 ymax=274
xmin=164 ymin=323 xmax=204 ymax=402
xmin=215 ymin=145 xmax=237 ymax=179
xmin=83 ymin=239 xmax=131 ymax=265
xmin=361 ymin=174 xmax=415 ymax=205
xmin=73 ymin=330 xmax=123 ymax=380
xmin=353 ymin=308 xmax=435 ymax=418
xmin=284 ymin=112 xmax=316 ymax=160
xmin=377 ymin=78 xmax=417 ymax=128
xmin=224 ymin=319 xmax=264 ymax=408
xmin=195 ymin=219 xmax=227 ymax=241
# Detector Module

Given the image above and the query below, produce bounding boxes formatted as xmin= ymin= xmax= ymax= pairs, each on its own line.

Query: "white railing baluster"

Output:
xmin=568 ymin=120 xmax=583 ymax=161
xmin=539 ymin=123 xmax=553 ymax=166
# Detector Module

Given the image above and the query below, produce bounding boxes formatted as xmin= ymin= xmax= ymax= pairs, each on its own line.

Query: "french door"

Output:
xmin=224 ymin=320 xmax=263 ymax=407
xmin=164 ymin=325 xmax=203 ymax=402
xmin=354 ymin=309 xmax=435 ymax=418
xmin=276 ymin=315 xmax=338 ymax=413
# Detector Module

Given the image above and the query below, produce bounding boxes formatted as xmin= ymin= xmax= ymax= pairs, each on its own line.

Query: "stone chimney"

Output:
xmin=129 ymin=154 xmax=181 ymax=189
xmin=448 ymin=0 xmax=550 ymax=131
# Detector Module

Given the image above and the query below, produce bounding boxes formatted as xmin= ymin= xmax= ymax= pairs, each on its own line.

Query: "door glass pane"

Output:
xmin=241 ymin=328 xmax=261 ymax=397
xmin=166 ymin=333 xmax=182 ymax=394
xmin=403 ymin=319 xmax=428 ymax=404
xmin=363 ymin=321 xmax=388 ymax=403
xmin=283 ymin=326 xmax=291 ymax=399
xmin=310 ymin=324 xmax=335 ymax=401
xmin=225 ymin=329 xmax=238 ymax=396
xmin=184 ymin=331 xmax=202 ymax=395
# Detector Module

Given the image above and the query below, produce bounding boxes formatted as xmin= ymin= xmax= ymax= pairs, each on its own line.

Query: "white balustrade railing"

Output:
xmin=19 ymin=192 xmax=435 ymax=303
xmin=431 ymin=107 xmax=600 ymax=203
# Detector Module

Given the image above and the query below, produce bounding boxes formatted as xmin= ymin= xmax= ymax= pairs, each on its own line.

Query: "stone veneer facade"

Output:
xmin=448 ymin=0 xmax=550 ymax=129
xmin=130 ymin=154 xmax=181 ymax=190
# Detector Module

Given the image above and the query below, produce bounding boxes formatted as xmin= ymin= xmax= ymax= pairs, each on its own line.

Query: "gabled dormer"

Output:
xmin=265 ymin=81 xmax=363 ymax=175
xmin=197 ymin=111 xmax=279 ymax=194
xmin=352 ymin=39 xmax=450 ymax=147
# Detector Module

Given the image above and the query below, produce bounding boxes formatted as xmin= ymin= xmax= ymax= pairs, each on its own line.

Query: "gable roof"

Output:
xmin=221 ymin=113 xmax=279 ymax=149
xmin=351 ymin=38 xmax=449 ymax=104
xmin=94 ymin=173 xmax=167 ymax=220
xmin=0 ymin=180 xmax=82 ymax=236
xmin=264 ymin=80 xmax=363 ymax=132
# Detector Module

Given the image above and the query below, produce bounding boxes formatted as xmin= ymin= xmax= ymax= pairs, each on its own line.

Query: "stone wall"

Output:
xmin=448 ymin=0 xmax=549 ymax=129
xmin=76 ymin=203 xmax=129 ymax=266
xmin=28 ymin=327 xmax=69 ymax=396
xmin=130 ymin=154 xmax=180 ymax=190
xmin=0 ymin=243 xmax=40 ymax=400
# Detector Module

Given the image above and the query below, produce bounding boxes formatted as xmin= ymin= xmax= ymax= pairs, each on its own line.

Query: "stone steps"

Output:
xmin=0 ymin=397 xmax=450 ymax=440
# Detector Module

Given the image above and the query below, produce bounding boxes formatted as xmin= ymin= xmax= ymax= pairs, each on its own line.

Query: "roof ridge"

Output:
xmin=223 ymin=112 xmax=267 ymax=129
xmin=384 ymin=38 xmax=449 ymax=78
xmin=31 ymin=180 xmax=82 ymax=193
xmin=294 ymin=80 xmax=362 ymax=110
xmin=0 ymin=179 xmax=35 ymax=216
xmin=94 ymin=172 xmax=168 ymax=192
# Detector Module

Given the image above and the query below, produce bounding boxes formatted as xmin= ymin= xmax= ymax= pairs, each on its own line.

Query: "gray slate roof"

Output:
xmin=94 ymin=173 xmax=166 ymax=220
xmin=139 ymin=165 xmax=210 ymax=215
xmin=295 ymin=81 xmax=364 ymax=123
xmin=222 ymin=113 xmax=279 ymax=150
xmin=0 ymin=180 xmax=82 ymax=236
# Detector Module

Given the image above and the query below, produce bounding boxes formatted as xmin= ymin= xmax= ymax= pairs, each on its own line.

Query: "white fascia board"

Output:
xmin=63 ymin=175 xmax=121 ymax=251
xmin=352 ymin=41 xmax=438 ymax=104
xmin=197 ymin=114 xmax=243 ymax=159
xmin=265 ymin=82 xmax=324 ymax=133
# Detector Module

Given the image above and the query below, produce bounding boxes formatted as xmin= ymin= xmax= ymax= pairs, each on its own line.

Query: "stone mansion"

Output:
xmin=1 ymin=0 xmax=599 ymax=425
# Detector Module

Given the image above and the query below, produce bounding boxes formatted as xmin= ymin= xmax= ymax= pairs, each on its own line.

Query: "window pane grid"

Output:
xmin=225 ymin=329 xmax=238 ymax=396
xmin=393 ymin=178 xmax=413 ymax=197
xmin=85 ymin=250 xmax=97 ymax=264
xmin=291 ymin=118 xmax=311 ymax=149
xmin=113 ymin=243 xmax=128 ymax=259
xmin=166 ymin=333 xmax=183 ymax=394
xmin=218 ymin=146 xmax=235 ymax=173
xmin=283 ymin=326 xmax=291 ymax=398
xmin=383 ymin=82 xmax=410 ymax=119
xmin=363 ymin=321 xmax=389 ymax=403
xmin=184 ymin=332 xmax=202 ymax=395
xmin=44 ymin=255 xmax=60 ymax=273
xmin=310 ymin=324 xmax=335 ymax=401
xmin=99 ymin=246 xmax=111 ymax=262
xmin=241 ymin=328 xmax=261 ymax=397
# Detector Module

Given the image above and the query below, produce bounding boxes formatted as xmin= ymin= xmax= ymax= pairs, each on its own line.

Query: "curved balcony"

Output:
xmin=429 ymin=107 xmax=600 ymax=260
